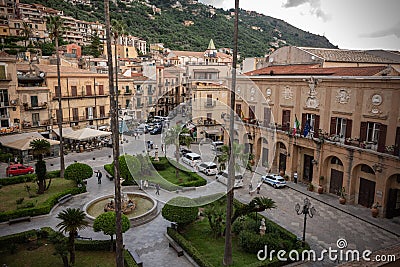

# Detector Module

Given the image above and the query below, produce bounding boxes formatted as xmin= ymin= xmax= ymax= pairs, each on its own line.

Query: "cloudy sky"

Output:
xmin=199 ymin=0 xmax=400 ymax=51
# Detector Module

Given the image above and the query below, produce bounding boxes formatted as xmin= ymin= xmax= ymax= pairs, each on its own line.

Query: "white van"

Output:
xmin=212 ymin=141 xmax=224 ymax=151
xmin=182 ymin=153 xmax=201 ymax=167
xmin=216 ymin=170 xmax=244 ymax=188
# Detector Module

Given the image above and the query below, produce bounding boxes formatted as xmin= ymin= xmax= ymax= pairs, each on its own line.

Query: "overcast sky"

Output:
xmin=199 ymin=0 xmax=400 ymax=51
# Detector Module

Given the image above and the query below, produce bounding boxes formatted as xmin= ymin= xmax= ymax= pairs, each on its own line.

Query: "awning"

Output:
xmin=53 ymin=127 xmax=111 ymax=141
xmin=0 ymin=132 xmax=60 ymax=151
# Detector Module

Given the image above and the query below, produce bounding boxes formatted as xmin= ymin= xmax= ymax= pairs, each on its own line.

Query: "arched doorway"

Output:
xmin=325 ymin=156 xmax=344 ymax=195
xmin=352 ymin=164 xmax=376 ymax=208
xmin=386 ymin=174 xmax=400 ymax=218
xmin=275 ymin=142 xmax=287 ymax=174
xmin=256 ymin=137 xmax=269 ymax=168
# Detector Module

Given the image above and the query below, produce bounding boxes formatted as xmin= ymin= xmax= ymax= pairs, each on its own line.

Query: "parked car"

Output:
xmin=6 ymin=163 xmax=34 ymax=177
xmin=182 ymin=152 xmax=201 ymax=167
xmin=261 ymin=174 xmax=286 ymax=188
xmin=150 ymin=127 xmax=162 ymax=135
xmin=216 ymin=170 xmax=243 ymax=188
xmin=180 ymin=148 xmax=192 ymax=157
xmin=211 ymin=141 xmax=224 ymax=151
xmin=197 ymin=162 xmax=218 ymax=175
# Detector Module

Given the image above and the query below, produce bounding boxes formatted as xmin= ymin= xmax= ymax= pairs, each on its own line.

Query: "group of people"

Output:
xmin=248 ymin=180 xmax=263 ymax=195
xmin=139 ymin=179 xmax=160 ymax=195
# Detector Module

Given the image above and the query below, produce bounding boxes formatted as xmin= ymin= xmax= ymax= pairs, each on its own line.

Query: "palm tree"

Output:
xmin=104 ymin=1 xmax=124 ymax=266
xmin=20 ymin=21 xmax=32 ymax=49
xmin=30 ymin=139 xmax=50 ymax=194
xmin=224 ymin=0 xmax=240 ymax=265
xmin=49 ymin=231 xmax=69 ymax=267
xmin=111 ymin=19 xmax=126 ymax=112
xmin=56 ymin=208 xmax=88 ymax=266
xmin=164 ymin=125 xmax=193 ymax=179
xmin=231 ymin=196 xmax=276 ymax=225
xmin=47 ymin=15 xmax=66 ymax=178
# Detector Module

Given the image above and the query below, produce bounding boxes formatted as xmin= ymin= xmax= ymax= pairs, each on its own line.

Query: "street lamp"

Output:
xmin=295 ymin=198 xmax=316 ymax=247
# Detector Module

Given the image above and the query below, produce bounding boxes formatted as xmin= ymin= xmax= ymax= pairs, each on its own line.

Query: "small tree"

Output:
xmin=64 ymin=162 xmax=93 ymax=185
xmin=56 ymin=208 xmax=88 ymax=266
xmin=161 ymin=196 xmax=198 ymax=231
xmin=204 ymin=203 xmax=225 ymax=238
xmin=30 ymin=139 xmax=50 ymax=194
xmin=49 ymin=231 xmax=69 ymax=267
xmin=231 ymin=197 xmax=276 ymax=225
xmin=93 ymin=212 xmax=130 ymax=251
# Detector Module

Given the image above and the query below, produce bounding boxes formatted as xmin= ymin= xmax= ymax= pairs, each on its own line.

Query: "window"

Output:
xmin=361 ymin=164 xmax=375 ymax=174
xmin=71 ymin=86 xmax=77 ymax=97
xmin=99 ymin=106 xmax=105 ymax=117
xmin=86 ymin=85 xmax=92 ymax=96
xmin=125 ymin=100 xmax=130 ymax=108
xmin=282 ymin=110 xmax=291 ymax=131
xmin=236 ymin=104 xmax=242 ymax=117
xmin=98 ymin=85 xmax=104 ymax=95
xmin=302 ymin=113 xmax=320 ymax=137
xmin=72 ymin=108 xmax=79 ymax=121
xmin=148 ymin=96 xmax=152 ymax=105
xmin=330 ymin=117 xmax=352 ymax=139
xmin=54 ymin=86 xmax=60 ymax=98
xmin=148 ymin=85 xmax=153 ymax=94
xmin=249 ymin=106 xmax=255 ymax=120
xmin=263 ymin=107 xmax=271 ymax=127
xmin=32 ymin=113 xmax=40 ymax=126
xmin=30 ymin=96 xmax=38 ymax=107
xmin=137 ymin=98 xmax=141 ymax=107
xmin=367 ymin=122 xmax=380 ymax=143
xmin=330 ymin=157 xmax=343 ymax=166
xmin=125 ymin=85 xmax=130 ymax=93
xmin=56 ymin=109 xmax=62 ymax=123
xmin=86 ymin=107 xmax=94 ymax=120
xmin=206 ymin=94 xmax=212 ymax=106
xmin=0 ymin=65 xmax=6 ymax=79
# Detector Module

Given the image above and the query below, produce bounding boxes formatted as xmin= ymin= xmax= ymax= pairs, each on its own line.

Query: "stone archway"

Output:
xmin=274 ymin=141 xmax=287 ymax=174
xmin=385 ymin=174 xmax=400 ymax=218
xmin=255 ymin=137 xmax=269 ymax=168
xmin=351 ymin=164 xmax=376 ymax=208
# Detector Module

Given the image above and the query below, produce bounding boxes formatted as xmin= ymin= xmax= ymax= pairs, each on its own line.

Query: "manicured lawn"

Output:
xmin=181 ymin=219 xmax=261 ymax=267
xmin=0 ymin=240 xmax=116 ymax=267
xmin=0 ymin=178 xmax=76 ymax=212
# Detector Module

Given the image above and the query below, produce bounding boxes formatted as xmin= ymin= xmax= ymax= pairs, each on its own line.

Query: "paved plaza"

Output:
xmin=0 ymin=133 xmax=399 ymax=266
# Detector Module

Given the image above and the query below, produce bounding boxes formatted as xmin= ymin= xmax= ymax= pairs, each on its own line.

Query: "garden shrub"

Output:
xmin=151 ymin=157 xmax=169 ymax=170
xmin=232 ymin=216 xmax=259 ymax=235
xmin=0 ymin=173 xmax=36 ymax=185
xmin=104 ymin=163 xmax=113 ymax=176
xmin=162 ymin=197 xmax=198 ymax=229
xmin=118 ymin=154 xmax=140 ymax=183
xmin=46 ymin=170 xmax=60 ymax=179
xmin=65 ymin=163 xmax=93 ymax=183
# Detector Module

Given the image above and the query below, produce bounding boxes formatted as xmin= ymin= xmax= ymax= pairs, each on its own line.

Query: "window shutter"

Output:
xmin=314 ymin=115 xmax=320 ymax=138
xmin=330 ymin=117 xmax=337 ymax=135
xmin=395 ymin=127 xmax=400 ymax=156
xmin=377 ymin=124 xmax=387 ymax=152
xmin=345 ymin=119 xmax=352 ymax=139
xmin=301 ymin=114 xmax=307 ymax=133
xmin=359 ymin=122 xmax=367 ymax=142
xmin=85 ymin=107 xmax=88 ymax=119
xmin=93 ymin=107 xmax=97 ymax=118
xmin=282 ymin=110 xmax=290 ymax=131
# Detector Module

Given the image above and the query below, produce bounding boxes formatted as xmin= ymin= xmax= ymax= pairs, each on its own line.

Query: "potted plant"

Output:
xmin=308 ymin=183 xmax=314 ymax=192
xmin=318 ymin=176 xmax=324 ymax=194
xmin=338 ymin=187 xmax=346 ymax=204
xmin=371 ymin=202 xmax=381 ymax=218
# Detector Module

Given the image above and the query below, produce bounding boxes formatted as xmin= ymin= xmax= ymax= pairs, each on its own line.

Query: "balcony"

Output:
xmin=204 ymin=100 xmax=216 ymax=108
xmin=23 ymin=102 xmax=48 ymax=111
xmin=124 ymin=90 xmax=132 ymax=95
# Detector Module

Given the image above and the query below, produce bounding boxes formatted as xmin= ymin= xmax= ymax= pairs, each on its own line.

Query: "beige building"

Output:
xmin=0 ymin=51 xmax=20 ymax=134
xmin=231 ymin=64 xmax=400 ymax=219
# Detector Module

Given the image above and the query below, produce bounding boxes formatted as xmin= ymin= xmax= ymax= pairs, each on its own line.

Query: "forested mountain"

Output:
xmin=21 ymin=0 xmax=337 ymax=58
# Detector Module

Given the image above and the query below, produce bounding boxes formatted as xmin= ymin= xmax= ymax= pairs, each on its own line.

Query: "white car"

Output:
xmin=261 ymin=174 xmax=286 ymax=188
xmin=197 ymin=162 xmax=218 ymax=175
xmin=182 ymin=152 xmax=202 ymax=167
xmin=216 ymin=170 xmax=244 ymax=188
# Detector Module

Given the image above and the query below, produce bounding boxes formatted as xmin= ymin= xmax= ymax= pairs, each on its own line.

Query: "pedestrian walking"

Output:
xmin=96 ymin=170 xmax=103 ymax=184
xmin=248 ymin=183 xmax=253 ymax=194
xmin=155 ymin=183 xmax=160 ymax=195
xmin=256 ymin=183 xmax=261 ymax=194
xmin=161 ymin=144 xmax=164 ymax=152
xmin=294 ymin=171 xmax=298 ymax=184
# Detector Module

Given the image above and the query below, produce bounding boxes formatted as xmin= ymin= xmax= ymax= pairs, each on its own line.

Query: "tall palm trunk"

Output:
xmin=55 ymin=36 xmax=65 ymax=178
xmin=104 ymin=1 xmax=124 ymax=266
xmin=68 ymin=232 xmax=76 ymax=266
xmin=224 ymin=0 xmax=239 ymax=265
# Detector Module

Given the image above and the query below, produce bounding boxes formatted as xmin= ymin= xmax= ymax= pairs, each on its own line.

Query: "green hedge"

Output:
xmin=75 ymin=239 xmax=114 ymax=251
xmin=65 ymin=163 xmax=93 ymax=183
xmin=167 ymin=227 xmax=214 ymax=267
xmin=0 ymin=186 xmax=86 ymax=222
xmin=151 ymin=157 xmax=169 ymax=170
xmin=124 ymin=249 xmax=140 ymax=267
xmin=0 ymin=170 xmax=61 ymax=185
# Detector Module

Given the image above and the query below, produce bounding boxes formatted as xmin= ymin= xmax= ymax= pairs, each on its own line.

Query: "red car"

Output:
xmin=6 ymin=163 xmax=34 ymax=177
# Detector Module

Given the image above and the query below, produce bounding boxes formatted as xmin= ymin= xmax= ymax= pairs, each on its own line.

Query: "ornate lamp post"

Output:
xmin=295 ymin=198 xmax=316 ymax=247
